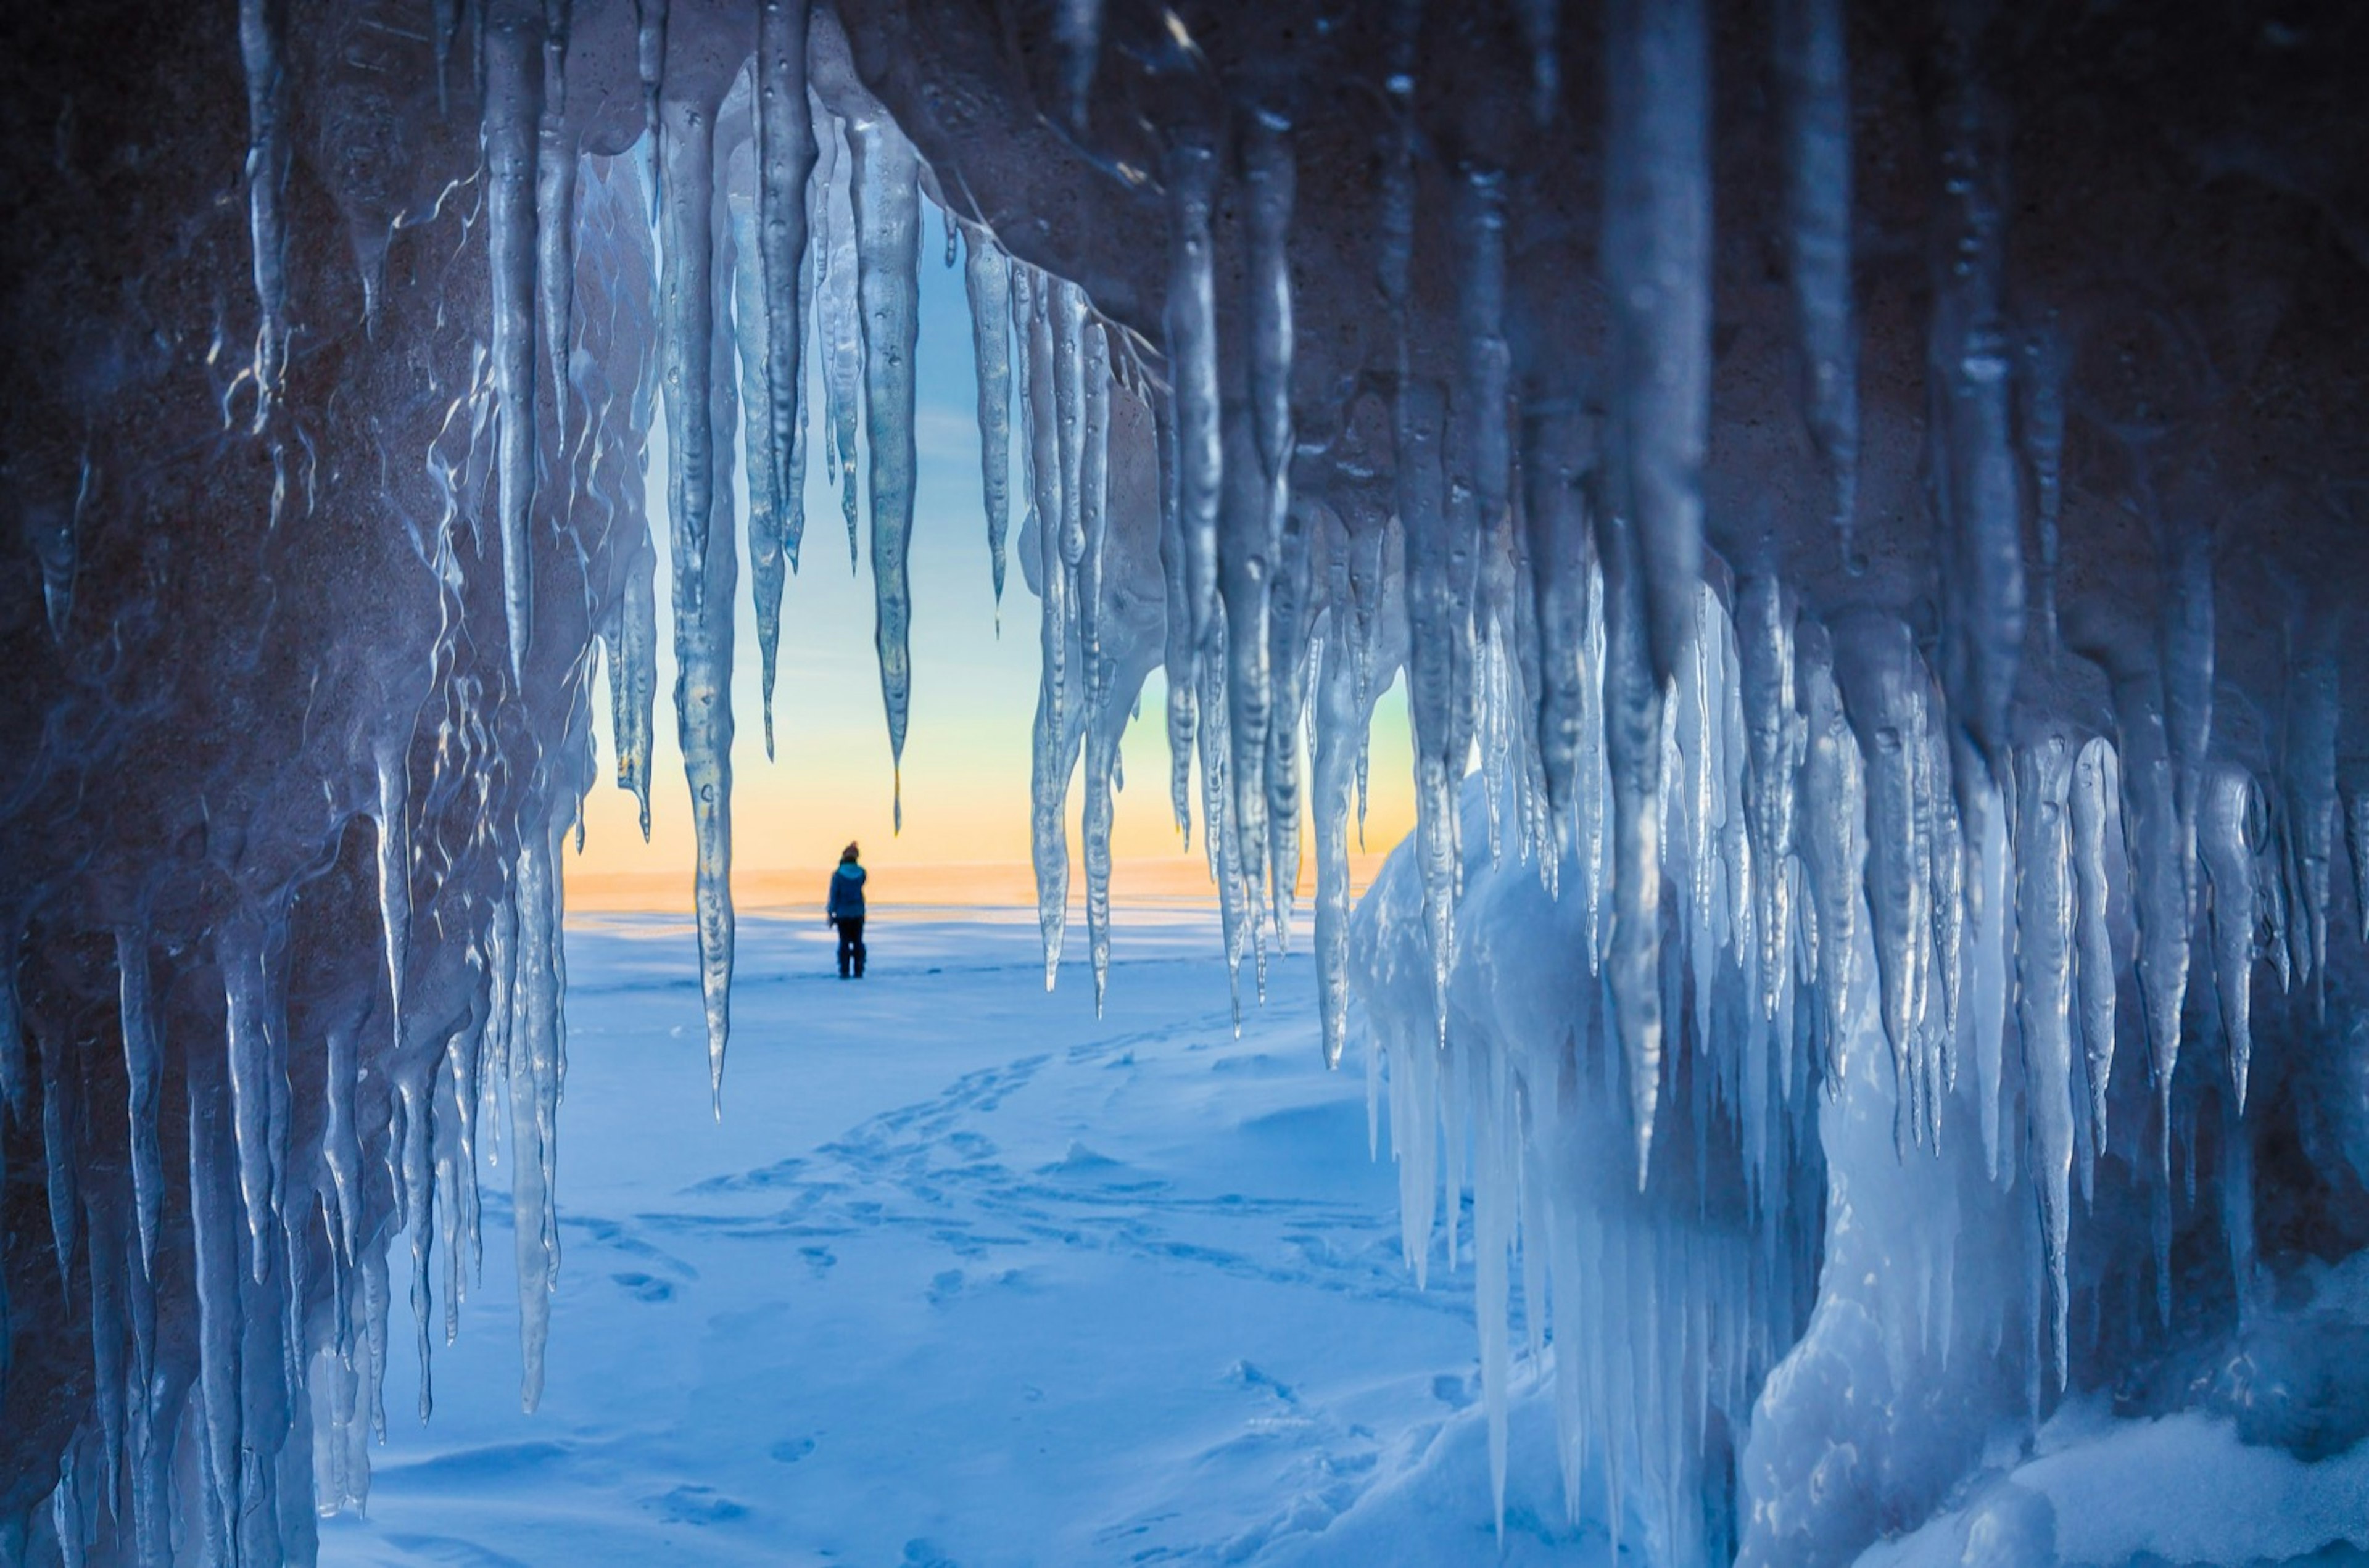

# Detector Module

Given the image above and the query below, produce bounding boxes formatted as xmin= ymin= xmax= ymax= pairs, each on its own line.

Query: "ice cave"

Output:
xmin=4 ymin=0 xmax=2369 ymax=1561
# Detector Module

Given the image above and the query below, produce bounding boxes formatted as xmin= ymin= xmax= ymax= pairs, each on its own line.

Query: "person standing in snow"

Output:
xmin=827 ymin=843 xmax=868 ymax=979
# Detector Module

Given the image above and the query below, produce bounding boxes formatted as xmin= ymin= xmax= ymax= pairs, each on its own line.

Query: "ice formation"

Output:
xmin=5 ymin=0 xmax=2369 ymax=1563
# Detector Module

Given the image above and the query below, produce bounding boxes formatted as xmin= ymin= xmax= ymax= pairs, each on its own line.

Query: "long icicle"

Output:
xmin=850 ymin=111 xmax=923 ymax=828
xmin=486 ymin=0 xmax=547 ymax=680
xmin=753 ymin=0 xmax=818 ymax=750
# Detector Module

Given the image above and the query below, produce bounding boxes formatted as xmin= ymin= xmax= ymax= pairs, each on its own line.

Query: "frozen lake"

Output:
xmin=319 ymin=909 xmax=1603 ymax=1566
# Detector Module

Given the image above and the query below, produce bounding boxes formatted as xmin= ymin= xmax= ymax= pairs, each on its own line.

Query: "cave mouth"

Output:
xmin=7 ymin=0 xmax=2369 ymax=1562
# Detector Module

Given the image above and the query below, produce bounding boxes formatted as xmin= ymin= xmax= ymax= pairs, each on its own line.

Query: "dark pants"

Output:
xmin=833 ymin=917 xmax=866 ymax=978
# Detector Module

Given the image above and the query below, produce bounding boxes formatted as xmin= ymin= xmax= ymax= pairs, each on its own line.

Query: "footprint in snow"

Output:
xmin=767 ymin=1437 xmax=816 ymax=1464
xmin=651 ymin=1484 xmax=748 ymax=1525
xmin=610 ymin=1272 xmax=674 ymax=1303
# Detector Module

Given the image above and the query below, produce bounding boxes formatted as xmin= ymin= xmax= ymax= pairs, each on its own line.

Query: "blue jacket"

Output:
xmin=827 ymin=863 xmax=867 ymax=919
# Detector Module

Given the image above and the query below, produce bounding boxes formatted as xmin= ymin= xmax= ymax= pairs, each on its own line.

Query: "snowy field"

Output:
xmin=318 ymin=908 xmax=1605 ymax=1566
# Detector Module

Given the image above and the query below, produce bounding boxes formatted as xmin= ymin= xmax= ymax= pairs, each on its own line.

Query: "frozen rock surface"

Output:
xmin=4 ymin=0 xmax=2369 ymax=1562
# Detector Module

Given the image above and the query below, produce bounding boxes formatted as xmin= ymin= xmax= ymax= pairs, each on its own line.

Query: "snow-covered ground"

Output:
xmin=319 ymin=908 xmax=1605 ymax=1566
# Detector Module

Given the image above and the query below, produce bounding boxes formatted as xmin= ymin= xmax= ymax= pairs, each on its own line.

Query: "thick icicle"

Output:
xmin=659 ymin=72 xmax=721 ymax=605
xmin=734 ymin=191 xmax=790 ymax=756
xmin=1220 ymin=399 xmax=1273 ymax=923
xmin=752 ymin=0 xmax=819 ymax=747
xmin=1602 ymin=0 xmax=1710 ymax=684
xmin=668 ymin=104 xmax=740 ymax=1104
xmin=1797 ymin=622 xmax=1864 ymax=1096
xmin=1244 ymin=109 xmax=1296 ymax=533
xmin=2016 ymin=734 xmax=2077 ymax=1389
xmin=960 ymin=219 xmax=1014 ymax=604
xmin=116 ymin=931 xmax=164 ymax=1276
xmin=1600 ymin=494 xmax=1668 ymax=1182
xmin=1772 ymin=0 xmax=1859 ymax=560
xmin=2200 ymin=761 xmax=2259 ymax=1110
xmin=2070 ymin=735 xmax=2121 ymax=1149
xmin=1399 ymin=382 xmax=1465 ymax=1038
xmin=486 ymin=0 xmax=547 ymax=679
xmin=1926 ymin=6 xmax=2023 ymax=766
xmin=850 ymin=110 xmax=923 ymax=825
xmin=1030 ymin=457 xmax=1082 ymax=992
xmin=756 ymin=0 xmax=816 ymax=526
xmin=374 ymin=738 xmax=413 ymax=1046
xmin=1081 ymin=322 xmax=1113 ymax=705
xmin=2161 ymin=513 xmax=2215 ymax=845
xmin=1164 ymin=137 xmax=1223 ymax=658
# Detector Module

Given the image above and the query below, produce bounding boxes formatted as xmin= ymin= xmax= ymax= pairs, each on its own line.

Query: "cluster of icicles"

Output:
xmin=1354 ymin=538 xmax=2367 ymax=1557
xmin=9 ymin=0 xmax=2368 ymax=1561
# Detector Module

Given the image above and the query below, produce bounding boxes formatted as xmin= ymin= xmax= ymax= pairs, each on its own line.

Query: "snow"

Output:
xmin=319 ymin=908 xmax=1602 ymax=1567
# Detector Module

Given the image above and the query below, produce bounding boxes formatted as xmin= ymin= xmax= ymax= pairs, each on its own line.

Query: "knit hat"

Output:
xmin=841 ymin=843 xmax=860 ymax=862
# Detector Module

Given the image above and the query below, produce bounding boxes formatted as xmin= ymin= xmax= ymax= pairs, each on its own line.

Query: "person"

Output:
xmin=827 ymin=842 xmax=867 ymax=978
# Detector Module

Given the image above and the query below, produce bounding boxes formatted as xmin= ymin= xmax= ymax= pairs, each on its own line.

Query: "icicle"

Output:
xmin=1399 ymin=382 xmax=1463 ymax=1038
xmin=2070 ymin=735 xmax=2121 ymax=1150
xmin=1055 ymin=0 xmax=1104 ymax=130
xmin=1220 ymin=398 xmax=1274 ymax=926
xmin=238 ymin=0 xmax=291 ymax=427
xmin=2113 ymin=667 xmax=2188 ymax=1149
xmin=2281 ymin=630 xmax=2339 ymax=1020
xmin=1314 ymin=603 xmax=1360 ymax=1065
xmin=116 ymin=931 xmax=164 ymax=1276
xmin=2018 ymin=319 xmax=2067 ymax=645
xmin=1524 ymin=406 xmax=1595 ymax=844
xmin=1926 ymin=4 xmax=2023 ymax=767
xmin=1030 ymin=329 xmax=1081 ymax=990
xmin=485 ymin=0 xmax=547 ymax=680
xmin=613 ymin=515 xmax=658 ymax=838
xmin=38 ymin=1018 xmax=77 ymax=1285
xmin=1244 ymin=107 xmax=1296 ymax=532
xmin=1454 ymin=163 xmax=1513 ymax=645
xmin=1085 ymin=700 xmax=1118 ymax=1013
xmin=1773 ymin=0 xmax=1859 ymax=562
xmin=1834 ymin=616 xmax=1933 ymax=1145
xmin=1738 ymin=577 xmax=1803 ymax=1028
xmin=1266 ymin=497 xmax=1314 ymax=939
xmin=219 ymin=910 xmax=281 ymax=1269
xmin=1156 ymin=389 xmax=1199 ymax=843
xmin=374 ymin=738 xmax=413 ymax=1047
xmin=751 ymin=1 xmax=818 ymax=752
xmin=2200 ymin=761 xmax=2259 ymax=1112
xmin=756 ymin=0 xmax=816 ymax=530
xmin=818 ymin=116 xmax=864 ymax=568
xmin=187 ymin=1051 xmax=243 ymax=1564
xmin=536 ymin=3 xmax=577 ymax=453
xmin=1600 ymin=493 xmax=1668 ymax=1182
xmin=960 ymin=219 xmax=1014 ymax=604
xmin=1165 ymin=136 xmax=1223 ymax=657
xmin=2016 ymin=734 xmax=2077 ymax=1390
xmin=1080 ymin=322 xmax=1113 ymax=709
xmin=511 ymin=828 xmax=567 ymax=1408
xmin=669 ymin=116 xmax=740 ymax=1106
xmin=734 ymin=190 xmax=790 ymax=757
xmin=659 ymin=64 xmax=721 ymax=614
xmin=850 ymin=110 xmax=923 ymax=827
xmin=1602 ymin=0 xmax=1710 ymax=684
xmin=323 ymin=1019 xmax=363 ymax=1266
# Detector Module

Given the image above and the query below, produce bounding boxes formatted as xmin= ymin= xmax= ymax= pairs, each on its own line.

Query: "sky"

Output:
xmin=570 ymin=217 xmax=1416 ymax=912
